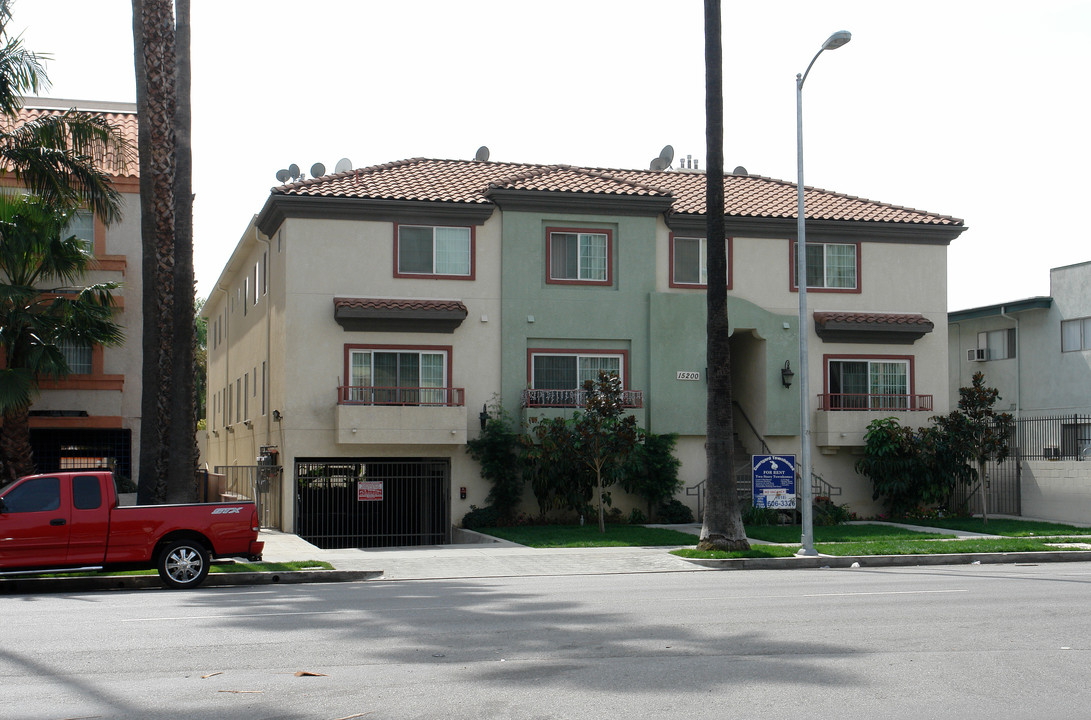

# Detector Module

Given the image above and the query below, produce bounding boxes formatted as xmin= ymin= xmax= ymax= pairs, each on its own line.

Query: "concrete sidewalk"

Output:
xmin=258 ymin=519 xmax=1091 ymax=580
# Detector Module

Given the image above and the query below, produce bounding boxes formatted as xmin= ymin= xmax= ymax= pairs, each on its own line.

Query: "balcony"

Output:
xmin=814 ymin=393 xmax=933 ymax=449
xmin=335 ymin=386 xmax=467 ymax=445
xmin=520 ymin=388 xmax=645 ymax=428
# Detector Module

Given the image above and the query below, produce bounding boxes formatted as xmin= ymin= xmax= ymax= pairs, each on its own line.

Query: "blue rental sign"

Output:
xmin=752 ymin=454 xmax=797 ymax=509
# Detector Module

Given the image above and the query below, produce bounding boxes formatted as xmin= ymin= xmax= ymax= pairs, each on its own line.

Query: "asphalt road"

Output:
xmin=3 ymin=562 xmax=1089 ymax=720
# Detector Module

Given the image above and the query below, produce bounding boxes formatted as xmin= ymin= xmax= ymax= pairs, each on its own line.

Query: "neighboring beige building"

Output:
xmin=203 ymin=158 xmax=965 ymax=545
xmin=1 ymin=99 xmax=143 ymax=485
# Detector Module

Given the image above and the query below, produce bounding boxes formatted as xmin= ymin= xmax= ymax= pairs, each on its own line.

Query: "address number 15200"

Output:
xmin=676 ymin=371 xmax=700 ymax=381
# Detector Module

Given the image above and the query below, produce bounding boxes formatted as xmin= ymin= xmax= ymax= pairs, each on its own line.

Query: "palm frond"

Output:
xmin=0 ymin=34 xmax=49 ymax=116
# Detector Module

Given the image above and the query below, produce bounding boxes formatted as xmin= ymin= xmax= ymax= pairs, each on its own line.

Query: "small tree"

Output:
xmin=524 ymin=372 xmax=642 ymax=533
xmin=464 ymin=402 xmax=523 ymax=523
xmin=618 ymin=432 xmax=682 ymax=522
xmin=936 ymin=371 xmax=1013 ymax=524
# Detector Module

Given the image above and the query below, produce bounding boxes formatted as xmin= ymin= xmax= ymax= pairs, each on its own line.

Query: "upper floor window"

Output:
xmin=395 ymin=225 xmax=473 ymax=279
xmin=63 ymin=210 xmax=95 ymax=254
xmin=670 ymin=235 xmax=732 ymax=288
xmin=58 ymin=339 xmax=93 ymax=374
xmin=1062 ymin=317 xmax=1091 ymax=352
xmin=978 ymin=329 xmax=1016 ymax=360
xmin=825 ymin=355 xmax=915 ymax=410
xmin=546 ymin=227 xmax=612 ymax=285
xmin=346 ymin=346 xmax=453 ymax=405
xmin=531 ymin=351 xmax=623 ymax=390
xmin=792 ymin=241 xmax=860 ymax=292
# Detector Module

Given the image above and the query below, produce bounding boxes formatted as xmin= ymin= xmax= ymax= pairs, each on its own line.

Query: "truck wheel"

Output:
xmin=157 ymin=539 xmax=210 ymax=589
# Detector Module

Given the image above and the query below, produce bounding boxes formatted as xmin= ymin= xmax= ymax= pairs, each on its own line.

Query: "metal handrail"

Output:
xmin=733 ymin=401 xmax=771 ymax=455
xmin=818 ymin=393 xmax=933 ymax=411
xmin=521 ymin=388 xmax=644 ymax=408
xmin=337 ymin=386 xmax=465 ymax=407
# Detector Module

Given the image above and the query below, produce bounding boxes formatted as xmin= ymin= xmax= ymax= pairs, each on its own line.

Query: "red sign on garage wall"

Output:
xmin=357 ymin=480 xmax=383 ymax=502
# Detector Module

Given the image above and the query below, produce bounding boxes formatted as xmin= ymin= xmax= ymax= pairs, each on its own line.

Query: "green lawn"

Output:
xmin=889 ymin=517 xmax=1091 ymax=537
xmin=818 ymin=537 xmax=1087 ymax=556
xmin=745 ymin=523 xmax=953 ymax=544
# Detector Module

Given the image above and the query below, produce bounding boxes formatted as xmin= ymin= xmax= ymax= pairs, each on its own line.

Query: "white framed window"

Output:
xmin=978 ymin=329 xmax=1016 ymax=360
xmin=827 ymin=357 xmax=910 ymax=410
xmin=530 ymin=352 xmax=623 ymax=390
xmin=671 ymin=236 xmax=732 ymax=287
xmin=347 ymin=347 xmax=450 ymax=405
xmin=57 ymin=339 xmax=92 ymax=374
xmin=794 ymin=241 xmax=859 ymax=290
xmin=396 ymin=225 xmax=472 ymax=277
xmin=547 ymin=228 xmax=611 ymax=284
xmin=63 ymin=210 xmax=95 ymax=254
xmin=1061 ymin=317 xmax=1091 ymax=352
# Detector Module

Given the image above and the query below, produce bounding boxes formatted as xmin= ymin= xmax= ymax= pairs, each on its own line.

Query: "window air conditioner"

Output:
xmin=966 ymin=348 xmax=988 ymax=362
xmin=1043 ymin=446 xmax=1060 ymax=460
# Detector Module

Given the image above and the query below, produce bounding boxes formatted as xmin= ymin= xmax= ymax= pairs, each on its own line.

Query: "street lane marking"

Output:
xmin=122 ymin=610 xmax=347 ymax=622
xmin=802 ymin=589 xmax=969 ymax=598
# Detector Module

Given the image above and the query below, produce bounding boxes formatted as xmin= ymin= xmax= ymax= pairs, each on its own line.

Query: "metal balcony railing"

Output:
xmin=521 ymin=388 xmax=644 ymax=409
xmin=818 ymin=393 xmax=933 ymax=412
xmin=337 ymin=386 xmax=465 ymax=407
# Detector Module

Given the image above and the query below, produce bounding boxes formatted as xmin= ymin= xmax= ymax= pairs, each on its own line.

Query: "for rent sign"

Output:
xmin=752 ymin=454 xmax=796 ymax=509
xmin=357 ymin=480 xmax=383 ymax=502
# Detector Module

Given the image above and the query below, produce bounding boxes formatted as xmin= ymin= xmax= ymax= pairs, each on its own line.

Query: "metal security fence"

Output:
xmin=295 ymin=458 xmax=450 ymax=549
xmin=1017 ymin=414 xmax=1091 ymax=460
xmin=210 ymin=465 xmax=283 ymax=530
xmin=30 ymin=428 xmax=133 ymax=483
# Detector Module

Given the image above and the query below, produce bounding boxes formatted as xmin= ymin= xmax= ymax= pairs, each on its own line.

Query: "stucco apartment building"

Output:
xmin=202 ymin=157 xmax=965 ymax=546
xmin=1 ymin=99 xmax=143 ymax=484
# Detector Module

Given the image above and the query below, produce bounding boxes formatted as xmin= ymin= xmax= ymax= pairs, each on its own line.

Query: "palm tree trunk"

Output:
xmin=0 ymin=406 xmax=33 ymax=482
xmin=133 ymin=0 xmax=177 ymax=504
xmin=699 ymin=0 xmax=748 ymax=552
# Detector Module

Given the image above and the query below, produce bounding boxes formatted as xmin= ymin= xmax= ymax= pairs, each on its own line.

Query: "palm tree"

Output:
xmin=0 ymin=1 xmax=129 ymax=223
xmin=0 ymin=193 xmax=123 ymax=483
xmin=699 ymin=0 xmax=749 ymax=551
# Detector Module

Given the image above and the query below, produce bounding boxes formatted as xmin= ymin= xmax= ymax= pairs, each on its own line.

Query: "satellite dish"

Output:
xmin=275 ymin=169 xmax=290 ymax=183
xmin=334 ymin=157 xmax=353 ymax=173
xmin=658 ymin=144 xmax=675 ymax=166
xmin=649 ymin=157 xmax=668 ymax=171
xmin=475 ymin=146 xmax=490 ymax=162
xmin=732 ymin=166 xmax=749 ymax=176
xmin=288 ymin=163 xmax=300 ymax=180
xmin=310 ymin=162 xmax=326 ymax=178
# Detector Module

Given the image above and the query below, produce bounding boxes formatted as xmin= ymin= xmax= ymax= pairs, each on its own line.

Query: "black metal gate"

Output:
xmin=295 ymin=458 xmax=450 ymax=549
xmin=952 ymin=458 xmax=1020 ymax=516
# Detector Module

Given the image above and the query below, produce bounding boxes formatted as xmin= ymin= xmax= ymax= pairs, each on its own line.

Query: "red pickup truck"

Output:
xmin=0 ymin=470 xmax=264 ymax=589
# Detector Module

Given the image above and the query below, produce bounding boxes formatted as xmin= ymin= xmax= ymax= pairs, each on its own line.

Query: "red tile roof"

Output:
xmin=334 ymin=297 xmax=468 ymax=314
xmin=274 ymin=157 xmax=963 ymax=227
xmin=2 ymin=104 xmax=138 ymax=179
xmin=813 ymin=312 xmax=934 ymax=326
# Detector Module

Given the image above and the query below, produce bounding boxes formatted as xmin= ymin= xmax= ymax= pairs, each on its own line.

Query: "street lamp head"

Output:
xmin=823 ymin=30 xmax=852 ymax=51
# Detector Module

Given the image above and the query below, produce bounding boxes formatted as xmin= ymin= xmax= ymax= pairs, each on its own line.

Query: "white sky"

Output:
xmin=12 ymin=0 xmax=1091 ymax=311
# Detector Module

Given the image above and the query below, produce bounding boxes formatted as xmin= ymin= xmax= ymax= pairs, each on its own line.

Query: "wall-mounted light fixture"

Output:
xmin=272 ymin=409 xmax=282 ymax=422
xmin=781 ymin=360 xmax=795 ymax=388
xmin=479 ymin=404 xmax=489 ymax=430
xmin=226 ymin=425 xmax=235 ymax=433
xmin=244 ymin=419 xmax=253 ymax=429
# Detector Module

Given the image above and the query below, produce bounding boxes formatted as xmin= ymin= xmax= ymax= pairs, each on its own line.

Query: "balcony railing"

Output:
xmin=818 ymin=393 xmax=933 ymax=412
xmin=338 ymin=386 xmax=465 ymax=407
xmin=522 ymin=388 xmax=644 ymax=409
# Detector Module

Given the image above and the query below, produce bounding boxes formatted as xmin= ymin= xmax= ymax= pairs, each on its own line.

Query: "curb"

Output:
xmin=0 ymin=569 xmax=383 ymax=594
xmin=680 ymin=550 xmax=1091 ymax=570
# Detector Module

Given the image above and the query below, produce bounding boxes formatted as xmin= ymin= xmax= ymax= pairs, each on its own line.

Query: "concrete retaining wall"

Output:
xmin=1021 ymin=460 xmax=1091 ymax=524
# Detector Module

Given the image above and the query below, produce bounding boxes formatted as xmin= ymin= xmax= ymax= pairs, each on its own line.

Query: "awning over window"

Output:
xmin=813 ymin=312 xmax=933 ymax=345
xmin=334 ymin=297 xmax=468 ymax=333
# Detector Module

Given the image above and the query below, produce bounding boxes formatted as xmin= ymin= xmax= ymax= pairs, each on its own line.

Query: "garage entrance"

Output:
xmin=295 ymin=458 xmax=450 ymax=549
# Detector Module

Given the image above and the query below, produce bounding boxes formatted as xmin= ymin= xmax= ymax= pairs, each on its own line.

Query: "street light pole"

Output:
xmin=796 ymin=30 xmax=851 ymax=557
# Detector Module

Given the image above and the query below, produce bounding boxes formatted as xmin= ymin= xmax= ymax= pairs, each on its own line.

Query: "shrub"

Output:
xmin=461 ymin=504 xmax=500 ymax=529
xmin=742 ymin=504 xmax=780 ymax=526
xmin=628 ymin=508 xmax=648 ymax=525
xmin=465 ymin=403 xmax=523 ymax=523
xmin=656 ymin=498 xmax=694 ymax=524
xmin=813 ymin=496 xmax=854 ymax=526
xmin=618 ymin=432 xmax=682 ymax=521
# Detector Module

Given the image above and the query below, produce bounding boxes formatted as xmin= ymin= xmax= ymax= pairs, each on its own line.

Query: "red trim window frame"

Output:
xmin=669 ymin=233 xmax=733 ymax=289
xmin=545 ymin=227 xmax=613 ymax=286
xmin=789 ymin=240 xmax=862 ymax=294
xmin=393 ymin=223 xmax=476 ymax=281
xmin=526 ymin=348 xmax=630 ymax=389
xmin=343 ymin=343 xmax=454 ymax=388
xmin=822 ymin=353 xmax=915 ymax=410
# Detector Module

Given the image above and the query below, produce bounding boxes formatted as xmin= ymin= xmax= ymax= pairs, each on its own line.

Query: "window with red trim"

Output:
xmin=670 ymin=234 xmax=732 ymax=288
xmin=395 ymin=224 xmax=474 ymax=280
xmin=546 ymin=228 xmax=612 ymax=285
xmin=791 ymin=241 xmax=860 ymax=292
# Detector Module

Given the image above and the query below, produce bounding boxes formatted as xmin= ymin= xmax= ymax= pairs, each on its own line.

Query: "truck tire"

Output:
xmin=157 ymin=539 xmax=210 ymax=589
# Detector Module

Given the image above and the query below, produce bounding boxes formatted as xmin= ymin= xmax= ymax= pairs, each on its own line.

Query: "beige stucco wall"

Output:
xmin=1021 ymin=460 xmax=1091 ymax=524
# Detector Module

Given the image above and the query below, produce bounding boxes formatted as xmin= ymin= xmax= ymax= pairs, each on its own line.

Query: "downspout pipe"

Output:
xmin=256 ymin=231 xmax=272 ymax=449
xmin=999 ymin=306 xmax=1021 ymax=423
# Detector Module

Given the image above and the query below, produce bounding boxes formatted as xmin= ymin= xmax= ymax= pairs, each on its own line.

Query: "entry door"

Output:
xmin=0 ymin=476 xmax=70 ymax=567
